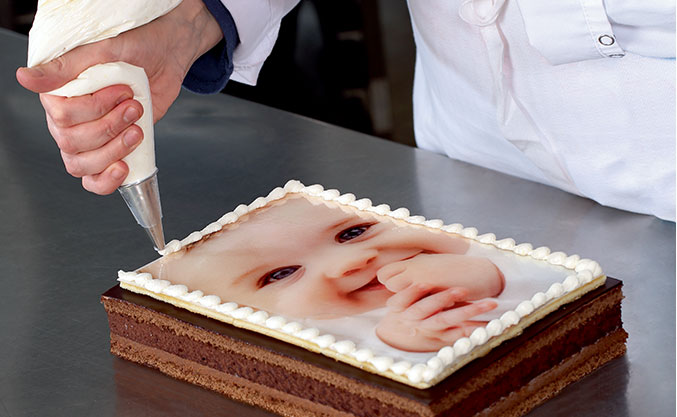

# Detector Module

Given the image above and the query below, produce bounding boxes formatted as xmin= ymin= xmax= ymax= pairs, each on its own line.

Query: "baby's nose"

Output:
xmin=326 ymin=248 xmax=378 ymax=279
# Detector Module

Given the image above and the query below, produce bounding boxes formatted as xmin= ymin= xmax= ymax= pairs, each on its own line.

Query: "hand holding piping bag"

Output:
xmin=16 ymin=0 xmax=222 ymax=194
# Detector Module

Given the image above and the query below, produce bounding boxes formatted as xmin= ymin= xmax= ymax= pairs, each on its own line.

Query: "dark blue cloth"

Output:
xmin=182 ymin=0 xmax=239 ymax=94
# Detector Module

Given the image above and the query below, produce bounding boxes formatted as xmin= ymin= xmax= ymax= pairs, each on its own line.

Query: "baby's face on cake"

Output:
xmin=142 ymin=196 xmax=470 ymax=319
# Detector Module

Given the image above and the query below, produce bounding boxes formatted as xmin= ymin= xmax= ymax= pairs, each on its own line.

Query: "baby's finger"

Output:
xmin=421 ymin=300 xmax=497 ymax=331
xmin=376 ymin=261 xmax=408 ymax=291
xmin=60 ymin=124 xmax=142 ymax=179
xmin=386 ymin=283 xmax=430 ymax=312
xmin=389 ymin=286 xmax=468 ymax=316
xmin=81 ymin=161 xmax=129 ymax=195
xmin=46 ymin=98 xmax=143 ymax=155
xmin=40 ymin=85 xmax=134 ymax=127
xmin=438 ymin=321 xmax=487 ymax=344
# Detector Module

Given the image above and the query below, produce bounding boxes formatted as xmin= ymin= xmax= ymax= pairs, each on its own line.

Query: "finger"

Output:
xmin=438 ymin=321 xmax=488 ymax=344
xmin=376 ymin=261 xmax=407 ymax=289
xmin=396 ymin=287 xmax=470 ymax=319
xmin=16 ymin=39 xmax=117 ymax=93
xmin=60 ymin=124 xmax=143 ymax=178
xmin=82 ymin=161 xmax=129 ymax=195
xmin=47 ymin=99 xmax=143 ymax=154
xmin=40 ymin=85 xmax=134 ymax=127
xmin=422 ymin=300 xmax=497 ymax=331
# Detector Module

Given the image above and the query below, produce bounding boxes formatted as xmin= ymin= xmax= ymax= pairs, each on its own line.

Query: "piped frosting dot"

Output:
xmin=336 ymin=193 xmax=356 ymax=204
xmin=426 ymin=357 xmax=444 ymax=370
xmin=370 ymin=356 xmax=394 ymax=372
xmin=442 ymin=223 xmax=464 ymax=233
xmin=406 ymin=364 xmax=426 ymax=383
xmin=513 ymin=243 xmax=533 ymax=256
xmin=437 ymin=346 xmax=455 ymax=365
xmin=369 ymin=204 xmax=391 ymax=215
xmin=201 ymin=222 xmax=222 ymax=235
xmin=407 ymin=215 xmax=426 ymax=224
xmin=422 ymin=367 xmax=438 ymax=382
xmin=165 ymin=239 xmax=183 ymax=255
xmin=546 ymin=251 xmax=567 ymax=265
xmin=247 ymin=311 xmax=269 ymax=324
xmin=460 ymin=227 xmax=478 ymax=238
xmin=500 ymin=311 xmax=520 ymax=327
xmin=163 ymin=284 xmax=188 ymax=297
xmin=283 ymin=180 xmax=304 ymax=192
xmin=562 ymin=275 xmax=580 ymax=292
xmin=577 ymin=270 xmax=594 ymax=284
xmin=217 ymin=212 xmax=238 ymax=225
xmin=312 ymin=334 xmax=336 ymax=348
xmin=495 ymin=238 xmax=516 ymax=250
xmin=265 ymin=316 xmax=286 ymax=329
xmin=117 ymin=271 xmax=135 ymax=283
xmin=320 ymin=189 xmax=341 ymax=200
xmin=531 ymin=246 xmax=551 ymax=260
xmin=453 ymin=337 xmax=473 ymax=356
xmin=391 ymin=207 xmax=410 ymax=219
xmin=295 ymin=327 xmax=320 ymax=340
xmin=248 ymin=196 xmax=268 ymax=210
xmin=515 ymin=300 xmax=534 ymax=317
xmin=424 ymin=219 xmax=444 ymax=228
xmin=134 ymin=273 xmax=152 ymax=285
xmin=266 ymin=187 xmax=286 ymax=201
xmin=469 ymin=327 xmax=489 ymax=345
xmin=181 ymin=290 xmax=204 ymax=302
xmin=181 ymin=231 xmax=202 ymax=246
xmin=233 ymin=204 xmax=249 ymax=217
xmin=564 ymin=254 xmax=581 ymax=269
xmin=197 ymin=294 xmax=221 ymax=307
xmin=281 ymin=322 xmax=303 ymax=334
xmin=477 ymin=233 xmax=496 ymax=244
xmin=145 ymin=279 xmax=170 ymax=292
xmin=351 ymin=198 xmax=372 ymax=210
xmin=486 ymin=319 xmax=504 ymax=337
xmin=546 ymin=282 xmax=564 ymax=299
xmin=390 ymin=361 xmax=412 ymax=375
xmin=531 ymin=292 xmax=547 ymax=308
xmin=231 ymin=307 xmax=254 ymax=319
xmin=216 ymin=302 xmax=238 ymax=314
xmin=353 ymin=349 xmax=374 ymax=362
xmin=303 ymin=184 xmax=324 ymax=196
xmin=330 ymin=340 xmax=356 ymax=354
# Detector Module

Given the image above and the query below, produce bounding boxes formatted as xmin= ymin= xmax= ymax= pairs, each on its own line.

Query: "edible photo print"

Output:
xmin=140 ymin=194 xmax=573 ymax=363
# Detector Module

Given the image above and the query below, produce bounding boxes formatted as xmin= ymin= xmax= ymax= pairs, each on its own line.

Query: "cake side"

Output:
xmin=115 ymin=180 xmax=607 ymax=388
xmin=101 ymin=279 xmax=626 ymax=417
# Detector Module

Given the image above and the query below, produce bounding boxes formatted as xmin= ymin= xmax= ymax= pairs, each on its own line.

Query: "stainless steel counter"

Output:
xmin=0 ymin=28 xmax=674 ymax=417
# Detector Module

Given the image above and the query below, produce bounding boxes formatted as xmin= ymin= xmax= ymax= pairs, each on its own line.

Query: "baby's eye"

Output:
xmin=259 ymin=265 xmax=301 ymax=288
xmin=335 ymin=223 xmax=375 ymax=243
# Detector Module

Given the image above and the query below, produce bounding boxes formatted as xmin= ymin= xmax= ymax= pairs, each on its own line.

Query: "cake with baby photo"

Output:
xmin=102 ymin=180 xmax=627 ymax=417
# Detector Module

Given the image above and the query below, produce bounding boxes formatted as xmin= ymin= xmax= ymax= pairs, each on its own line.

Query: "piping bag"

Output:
xmin=27 ymin=0 xmax=183 ymax=251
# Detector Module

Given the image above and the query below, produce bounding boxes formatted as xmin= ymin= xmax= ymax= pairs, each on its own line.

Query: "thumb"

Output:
xmin=16 ymin=42 xmax=111 ymax=93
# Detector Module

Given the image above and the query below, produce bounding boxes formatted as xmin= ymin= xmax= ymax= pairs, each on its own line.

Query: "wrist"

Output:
xmin=172 ymin=0 xmax=224 ymax=69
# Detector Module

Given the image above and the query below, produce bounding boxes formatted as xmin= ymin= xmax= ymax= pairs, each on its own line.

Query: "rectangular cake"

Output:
xmin=102 ymin=180 xmax=627 ymax=416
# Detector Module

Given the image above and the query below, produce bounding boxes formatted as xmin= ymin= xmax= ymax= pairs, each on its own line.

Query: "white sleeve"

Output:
xmin=516 ymin=0 xmax=626 ymax=65
xmin=220 ymin=0 xmax=300 ymax=85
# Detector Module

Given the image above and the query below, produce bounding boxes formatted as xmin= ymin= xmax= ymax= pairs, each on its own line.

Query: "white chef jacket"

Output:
xmin=220 ymin=0 xmax=676 ymax=221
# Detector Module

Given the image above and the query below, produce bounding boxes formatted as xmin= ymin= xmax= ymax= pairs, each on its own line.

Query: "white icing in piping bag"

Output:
xmin=27 ymin=0 xmax=183 ymax=250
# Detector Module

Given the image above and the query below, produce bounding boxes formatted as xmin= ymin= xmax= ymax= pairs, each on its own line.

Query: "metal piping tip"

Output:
xmin=144 ymin=223 xmax=165 ymax=251
xmin=118 ymin=170 xmax=165 ymax=251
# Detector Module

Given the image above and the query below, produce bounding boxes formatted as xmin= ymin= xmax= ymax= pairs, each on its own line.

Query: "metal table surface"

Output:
xmin=0 ymin=28 xmax=674 ymax=417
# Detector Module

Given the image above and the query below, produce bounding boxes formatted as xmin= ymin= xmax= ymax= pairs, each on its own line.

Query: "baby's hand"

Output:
xmin=377 ymin=253 xmax=504 ymax=300
xmin=375 ymin=287 xmax=497 ymax=352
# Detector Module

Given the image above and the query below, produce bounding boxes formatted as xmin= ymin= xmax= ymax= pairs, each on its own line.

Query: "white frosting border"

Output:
xmin=117 ymin=180 xmax=606 ymax=388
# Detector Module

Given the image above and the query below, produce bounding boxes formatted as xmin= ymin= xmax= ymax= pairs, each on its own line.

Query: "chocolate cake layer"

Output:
xmin=102 ymin=278 xmax=626 ymax=417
